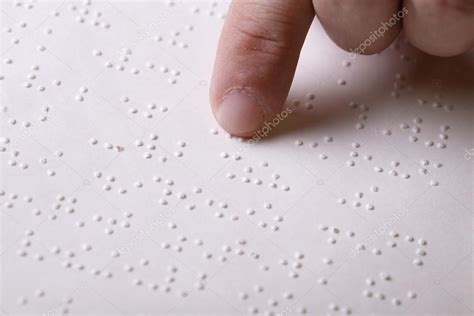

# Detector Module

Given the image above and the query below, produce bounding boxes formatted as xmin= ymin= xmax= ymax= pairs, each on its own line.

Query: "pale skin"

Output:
xmin=209 ymin=0 xmax=474 ymax=137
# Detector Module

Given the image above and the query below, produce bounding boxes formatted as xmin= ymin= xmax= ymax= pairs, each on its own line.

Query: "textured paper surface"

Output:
xmin=1 ymin=1 xmax=473 ymax=315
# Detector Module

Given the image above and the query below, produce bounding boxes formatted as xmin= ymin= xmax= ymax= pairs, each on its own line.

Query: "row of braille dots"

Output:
xmin=3 ymin=144 xmax=61 ymax=175
xmin=42 ymin=194 xmax=78 ymax=220
xmin=318 ymin=224 xmax=356 ymax=246
xmin=2 ymin=21 xmax=27 ymax=47
xmin=417 ymin=98 xmax=453 ymax=112
xmin=93 ymin=210 xmax=132 ymax=237
xmin=373 ymin=160 xmax=411 ymax=179
xmin=153 ymin=24 xmax=194 ymax=50
xmin=0 ymin=140 xmax=29 ymax=170
xmin=337 ymin=186 xmax=379 ymax=211
xmin=89 ymin=137 xmax=124 ymax=152
xmin=156 ymin=179 xmax=201 ymax=211
xmin=246 ymin=202 xmax=283 ymax=232
xmin=4 ymin=46 xmax=47 ymax=63
xmin=92 ymin=172 xmax=189 ymax=207
xmin=219 ymin=150 xmax=242 ymax=161
xmin=362 ymin=272 xmax=417 ymax=306
xmin=190 ymin=1 xmax=226 ymax=19
xmin=241 ymin=252 xmax=310 ymax=315
xmin=1 ymin=103 xmax=47 ymax=128
xmin=241 ymin=288 xmax=308 ymax=315
xmin=294 ymin=136 xmax=334 ymax=160
xmin=277 ymin=251 xmax=308 ymax=280
xmin=123 ymin=261 xmax=194 ymax=296
xmin=133 ymin=133 xmax=168 ymax=161
xmin=226 ymin=166 xmax=290 ymax=192
xmin=419 ymin=159 xmax=443 ymax=187
xmin=48 ymin=242 xmax=115 ymax=276
xmin=75 ymin=86 xmax=89 ymax=102
xmin=404 ymin=234 xmax=428 ymax=267
xmin=103 ymin=49 xmax=181 ymax=84
xmin=38 ymin=153 xmax=64 ymax=177
xmin=155 ymin=177 xmax=188 ymax=206
xmin=289 ymin=92 xmax=317 ymax=111
xmin=0 ymin=190 xmax=33 ymax=209
xmin=16 ymin=229 xmax=45 ymax=261
xmin=21 ymin=59 xmax=58 ymax=91
xmin=93 ymin=171 xmax=128 ymax=194
xmin=12 ymin=0 xmax=35 ymax=9
xmin=68 ymin=2 xmax=110 ymax=28
xmin=348 ymin=101 xmax=369 ymax=130
xmin=182 ymin=186 xmax=203 ymax=211
xmin=390 ymin=72 xmax=408 ymax=99
xmin=120 ymin=96 xmax=169 ymax=119
xmin=401 ymin=118 xmax=449 ymax=149
xmin=344 ymin=142 xmax=373 ymax=167
xmin=205 ymin=198 xmax=239 ymax=221
xmin=327 ymin=303 xmax=352 ymax=315
xmin=0 ymin=103 xmax=54 ymax=129
xmin=41 ymin=297 xmax=75 ymax=315
xmin=17 ymin=292 xmax=71 ymax=313
xmin=210 ymin=127 xmax=256 ymax=145
xmin=161 ymin=230 xmax=249 ymax=265
xmin=63 ymin=212 xmax=132 ymax=255
xmin=209 ymin=127 xmax=235 ymax=139
xmin=0 ymin=59 xmax=61 ymax=92
xmin=238 ymin=263 xmax=307 ymax=315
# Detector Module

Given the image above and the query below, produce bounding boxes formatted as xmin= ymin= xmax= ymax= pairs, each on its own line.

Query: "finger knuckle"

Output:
xmin=231 ymin=3 xmax=296 ymax=60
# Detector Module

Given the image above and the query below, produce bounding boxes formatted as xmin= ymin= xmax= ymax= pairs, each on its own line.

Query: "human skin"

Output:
xmin=209 ymin=0 xmax=474 ymax=137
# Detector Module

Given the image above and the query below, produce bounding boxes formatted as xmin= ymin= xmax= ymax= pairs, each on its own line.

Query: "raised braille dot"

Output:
xmin=372 ymin=248 xmax=382 ymax=255
xmin=416 ymin=248 xmax=427 ymax=256
xmin=375 ymin=292 xmax=385 ymax=300
xmin=413 ymin=258 xmax=423 ymax=266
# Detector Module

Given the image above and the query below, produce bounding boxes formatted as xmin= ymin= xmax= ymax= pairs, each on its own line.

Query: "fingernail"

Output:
xmin=215 ymin=90 xmax=264 ymax=137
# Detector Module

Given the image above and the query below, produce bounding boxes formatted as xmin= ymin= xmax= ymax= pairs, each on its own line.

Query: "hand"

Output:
xmin=209 ymin=0 xmax=474 ymax=137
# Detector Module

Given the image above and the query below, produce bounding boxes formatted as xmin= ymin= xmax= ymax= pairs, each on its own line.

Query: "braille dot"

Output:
xmin=416 ymin=248 xmax=427 ymax=256
xmin=372 ymin=248 xmax=381 ymax=255
xmin=413 ymin=258 xmax=423 ymax=266
xmin=328 ymin=303 xmax=339 ymax=311
xmin=417 ymin=239 xmax=427 ymax=246
xmin=375 ymin=292 xmax=385 ymax=300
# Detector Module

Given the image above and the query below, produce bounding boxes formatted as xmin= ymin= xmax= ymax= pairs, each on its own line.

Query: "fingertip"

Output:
xmin=209 ymin=0 xmax=314 ymax=138
xmin=214 ymin=88 xmax=265 ymax=137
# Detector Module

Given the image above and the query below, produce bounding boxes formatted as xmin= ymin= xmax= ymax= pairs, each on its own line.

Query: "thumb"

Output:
xmin=210 ymin=0 xmax=314 ymax=137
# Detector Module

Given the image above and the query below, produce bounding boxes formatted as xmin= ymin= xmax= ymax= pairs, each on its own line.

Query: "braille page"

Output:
xmin=1 ymin=1 xmax=473 ymax=315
